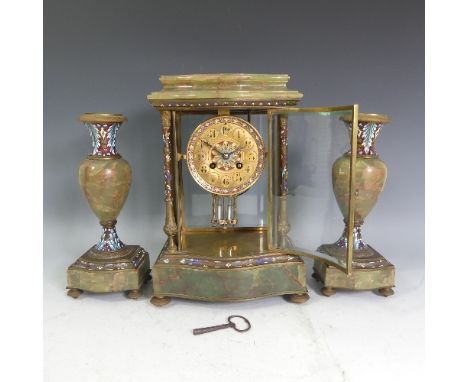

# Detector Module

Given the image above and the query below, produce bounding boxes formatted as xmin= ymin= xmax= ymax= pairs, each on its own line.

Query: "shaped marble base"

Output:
xmin=313 ymin=251 xmax=395 ymax=297
xmin=67 ymin=245 xmax=150 ymax=298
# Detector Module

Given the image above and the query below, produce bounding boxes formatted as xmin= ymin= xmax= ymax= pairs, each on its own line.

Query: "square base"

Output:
xmin=152 ymin=230 xmax=308 ymax=302
xmin=67 ymin=245 xmax=150 ymax=293
xmin=313 ymin=256 xmax=395 ymax=292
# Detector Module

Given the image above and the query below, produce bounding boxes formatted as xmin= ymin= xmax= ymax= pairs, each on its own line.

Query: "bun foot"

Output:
xmin=321 ymin=286 xmax=336 ymax=297
xmin=150 ymin=296 xmax=172 ymax=307
xmin=378 ymin=287 xmax=394 ymax=297
xmin=67 ymin=288 xmax=83 ymax=299
xmin=287 ymin=293 xmax=310 ymax=304
xmin=126 ymin=289 xmax=143 ymax=299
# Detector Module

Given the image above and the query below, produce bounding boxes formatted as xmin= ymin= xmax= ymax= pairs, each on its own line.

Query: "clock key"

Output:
xmin=192 ymin=315 xmax=251 ymax=335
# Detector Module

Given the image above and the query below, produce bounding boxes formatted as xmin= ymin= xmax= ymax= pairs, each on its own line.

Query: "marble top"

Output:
xmin=147 ymin=73 xmax=303 ymax=108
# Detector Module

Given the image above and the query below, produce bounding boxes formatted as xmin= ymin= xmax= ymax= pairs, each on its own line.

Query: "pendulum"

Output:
xmin=66 ymin=113 xmax=150 ymax=299
xmin=211 ymin=194 xmax=238 ymax=227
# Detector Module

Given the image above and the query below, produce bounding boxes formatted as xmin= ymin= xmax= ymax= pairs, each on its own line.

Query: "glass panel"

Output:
xmin=180 ymin=114 xmax=215 ymax=227
xmin=180 ymin=113 xmax=267 ymax=228
xmin=268 ymin=107 xmax=357 ymax=272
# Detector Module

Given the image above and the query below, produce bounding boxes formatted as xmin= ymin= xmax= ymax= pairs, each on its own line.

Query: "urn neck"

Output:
xmin=345 ymin=121 xmax=384 ymax=157
xmin=85 ymin=122 xmax=121 ymax=157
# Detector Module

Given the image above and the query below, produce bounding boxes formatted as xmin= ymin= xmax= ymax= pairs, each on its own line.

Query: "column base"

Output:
xmin=67 ymin=245 xmax=150 ymax=298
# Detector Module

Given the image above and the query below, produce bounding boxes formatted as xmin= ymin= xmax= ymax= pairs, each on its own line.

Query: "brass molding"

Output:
xmin=340 ymin=113 xmax=391 ymax=124
xmin=79 ymin=113 xmax=128 ymax=124
xmin=86 ymin=154 xmax=122 ymax=160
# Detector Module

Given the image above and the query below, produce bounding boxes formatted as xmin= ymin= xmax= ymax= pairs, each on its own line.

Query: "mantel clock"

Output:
xmin=146 ymin=73 xmax=395 ymax=306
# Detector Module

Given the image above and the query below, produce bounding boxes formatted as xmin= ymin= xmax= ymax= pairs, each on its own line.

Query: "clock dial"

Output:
xmin=187 ymin=116 xmax=265 ymax=195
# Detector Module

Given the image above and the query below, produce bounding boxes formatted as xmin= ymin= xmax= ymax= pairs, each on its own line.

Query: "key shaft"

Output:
xmin=193 ymin=322 xmax=233 ymax=335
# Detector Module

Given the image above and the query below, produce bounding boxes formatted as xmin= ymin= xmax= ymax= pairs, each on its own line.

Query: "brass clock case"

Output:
xmin=186 ymin=115 xmax=265 ymax=196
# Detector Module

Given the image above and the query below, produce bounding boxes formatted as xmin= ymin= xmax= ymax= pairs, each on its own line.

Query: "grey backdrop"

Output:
xmin=44 ymin=0 xmax=424 ymax=275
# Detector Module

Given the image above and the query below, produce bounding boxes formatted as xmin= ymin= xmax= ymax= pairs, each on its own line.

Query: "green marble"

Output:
xmin=333 ymin=155 xmax=387 ymax=222
xmin=78 ymin=157 xmax=132 ymax=223
xmin=313 ymin=260 xmax=395 ymax=290
xmin=152 ymin=262 xmax=307 ymax=301
xmin=67 ymin=247 xmax=150 ymax=293
xmin=147 ymin=73 xmax=303 ymax=104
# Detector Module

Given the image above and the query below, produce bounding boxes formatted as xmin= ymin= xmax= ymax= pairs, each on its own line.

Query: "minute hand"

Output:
xmin=229 ymin=144 xmax=246 ymax=156
xmin=201 ymin=140 xmax=223 ymax=155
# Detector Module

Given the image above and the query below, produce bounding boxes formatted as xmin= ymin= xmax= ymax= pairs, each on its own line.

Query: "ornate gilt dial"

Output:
xmin=187 ymin=116 xmax=265 ymax=195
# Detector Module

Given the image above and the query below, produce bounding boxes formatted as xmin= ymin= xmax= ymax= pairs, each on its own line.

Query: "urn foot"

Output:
xmin=67 ymin=288 xmax=83 ymax=299
xmin=378 ymin=287 xmax=394 ymax=297
xmin=126 ymin=289 xmax=143 ymax=299
xmin=321 ymin=287 xmax=336 ymax=297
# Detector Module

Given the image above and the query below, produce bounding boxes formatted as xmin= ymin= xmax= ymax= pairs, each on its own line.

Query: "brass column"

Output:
xmin=277 ymin=114 xmax=290 ymax=247
xmin=160 ymin=110 xmax=178 ymax=251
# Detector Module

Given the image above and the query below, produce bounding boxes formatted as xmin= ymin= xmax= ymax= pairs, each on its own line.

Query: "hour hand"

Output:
xmin=201 ymin=139 xmax=213 ymax=148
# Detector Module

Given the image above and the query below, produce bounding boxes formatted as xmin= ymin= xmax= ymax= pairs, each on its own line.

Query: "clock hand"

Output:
xmin=201 ymin=140 xmax=223 ymax=155
xmin=201 ymin=139 xmax=213 ymax=148
xmin=229 ymin=144 xmax=246 ymax=156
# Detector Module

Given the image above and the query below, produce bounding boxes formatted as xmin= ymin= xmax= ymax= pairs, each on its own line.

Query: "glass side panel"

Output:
xmin=180 ymin=113 xmax=267 ymax=228
xmin=268 ymin=107 xmax=357 ymax=272
xmin=179 ymin=114 xmax=215 ymax=227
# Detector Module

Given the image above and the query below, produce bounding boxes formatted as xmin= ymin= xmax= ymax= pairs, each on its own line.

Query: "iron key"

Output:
xmin=192 ymin=315 xmax=251 ymax=335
